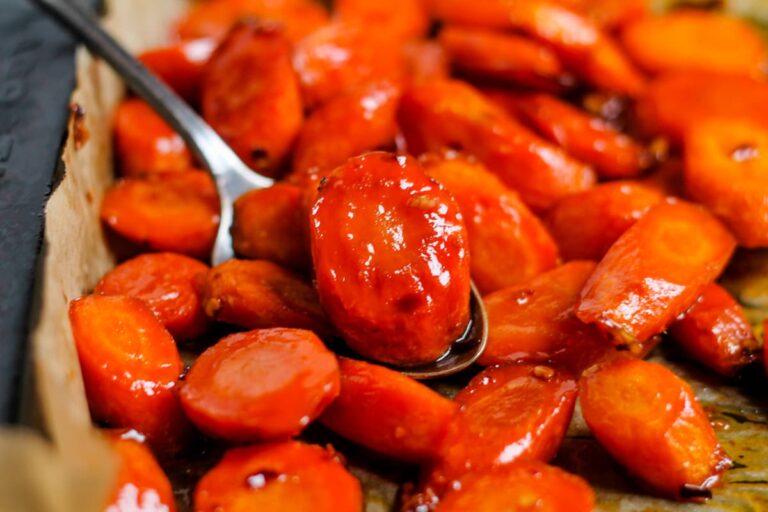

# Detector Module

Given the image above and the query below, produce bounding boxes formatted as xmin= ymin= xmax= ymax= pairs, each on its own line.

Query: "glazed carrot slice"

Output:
xmin=202 ymin=22 xmax=303 ymax=177
xmin=423 ymin=156 xmax=558 ymax=294
xmin=634 ymin=71 xmax=768 ymax=144
xmin=199 ymin=259 xmax=331 ymax=337
xmin=621 ymin=10 xmax=767 ymax=76
xmin=545 ymin=181 xmax=665 ymax=261
xmin=402 ymin=40 xmax=450 ymax=83
xmin=293 ymin=22 xmax=406 ymax=108
xmin=100 ymin=171 xmax=219 ymax=260
xmin=480 ymin=262 xmax=612 ymax=374
xmin=290 ymin=80 xmax=401 ymax=183
xmin=232 ymin=184 xmax=311 ymax=271
xmin=180 ymin=328 xmax=339 ymax=442
xmin=554 ymin=0 xmax=647 ymax=29
xmin=427 ymin=364 xmax=577 ymax=493
xmin=577 ymin=201 xmax=736 ymax=348
xmin=69 ymin=295 xmax=189 ymax=453
xmin=310 ymin=152 xmax=471 ymax=365
xmin=684 ymin=118 xmax=768 ymax=248
xmin=95 ymin=252 xmax=210 ymax=341
xmin=580 ymin=357 xmax=731 ymax=500
xmin=334 ymin=0 xmax=429 ymax=41
xmin=194 ymin=442 xmax=362 ymax=512
xmin=438 ymin=26 xmax=573 ymax=91
xmin=399 ymin=79 xmax=595 ymax=211
xmin=511 ymin=93 xmax=651 ymax=179
xmin=105 ymin=434 xmax=177 ymax=512
xmin=435 ymin=462 xmax=595 ymax=512
xmin=319 ymin=358 xmax=458 ymax=463
xmin=138 ymin=38 xmax=216 ymax=105
xmin=175 ymin=0 xmax=329 ymax=42
xmin=113 ymin=99 xmax=192 ymax=177
xmin=669 ymin=284 xmax=758 ymax=376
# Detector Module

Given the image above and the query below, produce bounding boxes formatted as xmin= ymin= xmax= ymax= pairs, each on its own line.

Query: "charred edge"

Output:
xmin=679 ymin=484 xmax=713 ymax=500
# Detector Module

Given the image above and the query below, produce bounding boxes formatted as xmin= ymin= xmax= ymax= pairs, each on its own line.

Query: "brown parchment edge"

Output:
xmin=0 ymin=2 xmax=186 ymax=511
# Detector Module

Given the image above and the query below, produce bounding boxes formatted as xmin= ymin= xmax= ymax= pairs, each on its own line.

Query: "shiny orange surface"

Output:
xmin=138 ymin=38 xmax=216 ymax=105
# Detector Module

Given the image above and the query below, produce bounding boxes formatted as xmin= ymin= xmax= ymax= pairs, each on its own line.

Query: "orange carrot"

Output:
xmin=402 ymin=40 xmax=450 ymax=83
xmin=334 ymin=0 xmax=429 ymax=41
xmin=139 ymin=38 xmax=216 ymax=105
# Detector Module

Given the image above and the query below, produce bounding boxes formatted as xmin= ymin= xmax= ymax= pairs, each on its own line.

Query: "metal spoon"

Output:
xmin=31 ymin=0 xmax=487 ymax=379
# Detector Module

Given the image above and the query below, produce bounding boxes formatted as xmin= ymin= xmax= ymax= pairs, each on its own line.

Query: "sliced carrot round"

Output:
xmin=180 ymin=328 xmax=340 ymax=442
xmin=194 ymin=441 xmax=362 ymax=512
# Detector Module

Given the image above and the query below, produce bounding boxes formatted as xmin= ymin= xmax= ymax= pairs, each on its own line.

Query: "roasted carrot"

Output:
xmin=310 ymin=152 xmax=471 ymax=365
xmin=510 ymin=93 xmax=651 ymax=179
xmin=290 ymin=80 xmax=401 ymax=183
xmin=180 ymin=328 xmax=339 ymax=442
xmin=438 ymin=26 xmax=573 ymax=91
xmin=642 ymin=158 xmax=685 ymax=198
xmin=199 ymin=259 xmax=331 ymax=336
xmin=399 ymin=79 xmax=595 ymax=210
xmin=334 ymin=0 xmax=429 ymax=41
xmin=319 ymin=358 xmax=458 ymax=463
xmin=435 ymin=462 xmax=595 ymax=512
xmin=402 ymin=40 xmax=450 ymax=83
xmin=554 ymin=0 xmax=647 ymax=29
xmin=194 ymin=441 xmax=362 ymax=512
xmin=113 ymin=99 xmax=192 ymax=177
xmin=423 ymin=155 xmax=558 ymax=294
xmin=105 ymin=434 xmax=177 ymax=512
xmin=669 ymin=284 xmax=758 ymax=376
xmin=95 ymin=252 xmax=210 ymax=341
xmin=621 ymin=10 xmax=767 ymax=76
xmin=576 ymin=201 xmax=736 ymax=348
xmin=427 ymin=364 xmax=577 ymax=493
xmin=580 ymin=357 xmax=731 ymax=500
xmin=202 ymin=21 xmax=303 ymax=177
xmin=634 ymin=71 xmax=768 ymax=144
xmin=138 ymin=38 xmax=216 ymax=105
xmin=684 ymin=118 xmax=768 ymax=248
xmin=545 ymin=181 xmax=665 ymax=262
xmin=69 ymin=295 xmax=189 ymax=454
xmin=232 ymin=184 xmax=311 ymax=271
xmin=100 ymin=171 xmax=220 ymax=260
xmin=292 ymin=22 xmax=406 ymax=108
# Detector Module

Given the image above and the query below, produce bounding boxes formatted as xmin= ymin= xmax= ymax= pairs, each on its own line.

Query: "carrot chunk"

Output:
xmin=399 ymin=79 xmax=595 ymax=210
xmin=100 ymin=171 xmax=219 ymax=260
xmin=423 ymin=156 xmax=558 ymax=294
xmin=427 ymin=364 xmax=577 ymax=493
xmin=576 ymin=201 xmax=736 ymax=347
xmin=553 ymin=0 xmax=647 ymax=29
xmin=69 ymin=295 xmax=188 ymax=453
xmin=199 ymin=259 xmax=331 ymax=336
xmin=669 ymin=284 xmax=758 ymax=376
xmin=635 ymin=71 xmax=768 ymax=144
xmin=290 ymin=80 xmax=401 ymax=182
xmin=113 ymin=99 xmax=192 ymax=177
xmin=334 ymin=0 xmax=429 ymax=41
xmin=319 ymin=358 xmax=458 ymax=463
xmin=194 ymin=441 xmax=362 ymax=512
xmin=511 ymin=93 xmax=651 ymax=179
xmin=232 ymin=184 xmax=311 ymax=271
xmin=480 ymin=261 xmax=613 ymax=374
xmin=310 ymin=152 xmax=471 ymax=365
xmin=438 ymin=26 xmax=573 ymax=91
xmin=684 ymin=118 xmax=768 ymax=248
xmin=202 ymin=22 xmax=303 ymax=177
xmin=621 ymin=10 xmax=767 ymax=76
xmin=435 ymin=462 xmax=595 ymax=512
xmin=580 ymin=357 xmax=731 ymax=500
xmin=545 ymin=181 xmax=665 ymax=262
xmin=95 ymin=253 xmax=210 ymax=341
xmin=180 ymin=328 xmax=339 ymax=442
xmin=402 ymin=40 xmax=450 ymax=83
xmin=138 ymin=39 xmax=216 ymax=105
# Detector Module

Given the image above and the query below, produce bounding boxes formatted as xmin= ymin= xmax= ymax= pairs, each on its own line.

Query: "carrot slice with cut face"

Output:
xmin=180 ymin=328 xmax=340 ymax=442
xmin=580 ymin=357 xmax=731 ymax=500
xmin=69 ymin=295 xmax=189 ymax=454
xmin=114 ymin=99 xmax=192 ymax=177
xmin=576 ymin=201 xmax=736 ymax=348
xmin=194 ymin=441 xmax=362 ymax=512
xmin=319 ymin=358 xmax=458 ymax=463
xmin=95 ymin=252 xmax=210 ymax=341
xmin=423 ymin=155 xmax=558 ymax=294
xmin=138 ymin=38 xmax=216 ymax=105
xmin=684 ymin=118 xmax=768 ymax=248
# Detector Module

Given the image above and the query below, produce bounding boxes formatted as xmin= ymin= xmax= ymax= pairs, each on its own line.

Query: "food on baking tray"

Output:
xmin=65 ymin=0 xmax=768 ymax=509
